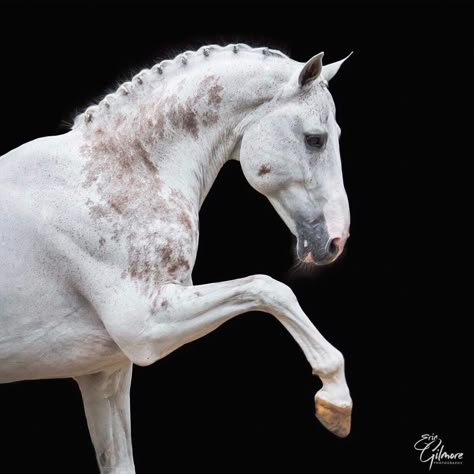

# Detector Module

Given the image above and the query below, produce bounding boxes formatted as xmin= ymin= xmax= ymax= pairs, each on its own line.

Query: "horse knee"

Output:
xmin=251 ymin=274 xmax=298 ymax=310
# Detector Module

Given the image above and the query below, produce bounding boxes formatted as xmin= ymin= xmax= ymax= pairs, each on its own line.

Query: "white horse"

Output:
xmin=0 ymin=44 xmax=352 ymax=473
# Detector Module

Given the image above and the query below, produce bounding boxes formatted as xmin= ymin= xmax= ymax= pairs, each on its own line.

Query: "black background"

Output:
xmin=0 ymin=2 xmax=470 ymax=473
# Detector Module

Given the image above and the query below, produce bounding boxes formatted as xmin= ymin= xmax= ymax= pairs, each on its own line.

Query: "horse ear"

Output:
xmin=298 ymin=52 xmax=324 ymax=87
xmin=322 ymin=52 xmax=353 ymax=82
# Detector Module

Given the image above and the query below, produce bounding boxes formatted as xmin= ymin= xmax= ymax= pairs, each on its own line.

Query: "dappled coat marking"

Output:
xmin=79 ymin=75 xmax=224 ymax=290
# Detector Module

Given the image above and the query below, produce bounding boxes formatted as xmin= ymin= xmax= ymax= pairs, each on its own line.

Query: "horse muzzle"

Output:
xmin=296 ymin=218 xmax=346 ymax=265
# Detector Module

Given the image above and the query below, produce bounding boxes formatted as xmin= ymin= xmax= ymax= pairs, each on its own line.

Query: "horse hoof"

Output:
xmin=314 ymin=396 xmax=352 ymax=438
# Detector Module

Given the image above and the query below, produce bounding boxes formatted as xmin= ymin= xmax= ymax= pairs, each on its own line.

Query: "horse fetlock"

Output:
xmin=316 ymin=351 xmax=351 ymax=407
xmin=314 ymin=353 xmax=352 ymax=438
xmin=312 ymin=348 xmax=344 ymax=378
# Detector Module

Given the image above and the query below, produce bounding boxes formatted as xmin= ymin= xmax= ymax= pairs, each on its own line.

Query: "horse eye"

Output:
xmin=305 ymin=133 xmax=327 ymax=149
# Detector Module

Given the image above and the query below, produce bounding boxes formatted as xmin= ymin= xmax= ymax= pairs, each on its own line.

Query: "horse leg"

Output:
xmin=113 ymin=275 xmax=351 ymax=437
xmin=75 ymin=363 xmax=135 ymax=474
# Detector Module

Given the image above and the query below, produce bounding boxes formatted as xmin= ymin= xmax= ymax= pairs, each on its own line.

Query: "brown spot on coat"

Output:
xmin=160 ymin=246 xmax=173 ymax=266
xmin=154 ymin=75 xmax=224 ymax=139
xmin=258 ymin=164 xmax=271 ymax=176
xmin=207 ymin=83 xmax=224 ymax=107
xmin=167 ymin=256 xmax=190 ymax=275
xmin=178 ymin=210 xmax=193 ymax=231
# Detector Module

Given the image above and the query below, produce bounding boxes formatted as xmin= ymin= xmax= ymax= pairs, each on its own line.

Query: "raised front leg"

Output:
xmin=104 ymin=275 xmax=351 ymax=437
xmin=75 ymin=363 xmax=135 ymax=474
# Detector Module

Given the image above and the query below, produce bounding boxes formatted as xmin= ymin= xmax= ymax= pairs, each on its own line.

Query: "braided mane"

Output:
xmin=73 ymin=44 xmax=288 ymax=129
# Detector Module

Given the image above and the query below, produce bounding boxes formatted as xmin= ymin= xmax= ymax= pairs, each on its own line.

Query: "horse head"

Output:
xmin=240 ymin=52 xmax=351 ymax=265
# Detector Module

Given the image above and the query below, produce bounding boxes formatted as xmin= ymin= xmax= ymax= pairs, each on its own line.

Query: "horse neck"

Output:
xmin=79 ymin=48 xmax=294 ymax=210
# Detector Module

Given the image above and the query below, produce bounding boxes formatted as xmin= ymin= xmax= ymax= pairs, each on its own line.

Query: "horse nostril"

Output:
xmin=328 ymin=238 xmax=341 ymax=256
